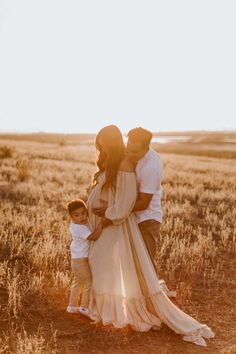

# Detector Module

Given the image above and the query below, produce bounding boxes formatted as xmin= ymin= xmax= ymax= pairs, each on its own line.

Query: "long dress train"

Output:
xmin=87 ymin=171 xmax=214 ymax=346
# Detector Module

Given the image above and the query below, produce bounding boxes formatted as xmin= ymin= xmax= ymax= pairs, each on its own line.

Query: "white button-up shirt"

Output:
xmin=135 ymin=148 xmax=163 ymax=224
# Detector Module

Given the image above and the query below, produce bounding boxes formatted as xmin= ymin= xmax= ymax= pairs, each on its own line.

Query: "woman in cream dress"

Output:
xmin=87 ymin=125 xmax=214 ymax=347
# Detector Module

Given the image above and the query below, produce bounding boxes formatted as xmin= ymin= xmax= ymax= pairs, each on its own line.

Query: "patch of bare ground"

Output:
xmin=1 ymin=249 xmax=236 ymax=353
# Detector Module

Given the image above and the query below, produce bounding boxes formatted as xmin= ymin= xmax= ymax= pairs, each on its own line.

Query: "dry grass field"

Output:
xmin=0 ymin=133 xmax=236 ymax=354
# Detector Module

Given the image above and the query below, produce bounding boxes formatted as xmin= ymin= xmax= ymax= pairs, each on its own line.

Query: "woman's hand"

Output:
xmin=101 ymin=216 xmax=113 ymax=228
xmin=93 ymin=199 xmax=108 ymax=217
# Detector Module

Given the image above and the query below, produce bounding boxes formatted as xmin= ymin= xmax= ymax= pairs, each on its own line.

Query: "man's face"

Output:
xmin=70 ymin=207 xmax=88 ymax=225
xmin=126 ymin=140 xmax=147 ymax=164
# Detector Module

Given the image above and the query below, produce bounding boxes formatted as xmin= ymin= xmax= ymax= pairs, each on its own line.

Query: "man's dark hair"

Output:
xmin=127 ymin=127 xmax=153 ymax=149
xmin=67 ymin=199 xmax=87 ymax=215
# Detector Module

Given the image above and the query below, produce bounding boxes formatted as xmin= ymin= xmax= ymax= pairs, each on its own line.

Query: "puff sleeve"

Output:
xmin=105 ymin=171 xmax=137 ymax=225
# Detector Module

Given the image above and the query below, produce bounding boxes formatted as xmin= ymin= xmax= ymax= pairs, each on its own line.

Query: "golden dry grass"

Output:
xmin=0 ymin=136 xmax=236 ymax=354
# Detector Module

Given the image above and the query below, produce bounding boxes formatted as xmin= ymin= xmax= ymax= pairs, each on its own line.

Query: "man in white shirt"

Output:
xmin=127 ymin=127 xmax=163 ymax=275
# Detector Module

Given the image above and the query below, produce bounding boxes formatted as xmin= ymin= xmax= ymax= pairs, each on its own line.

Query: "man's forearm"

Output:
xmin=132 ymin=199 xmax=149 ymax=212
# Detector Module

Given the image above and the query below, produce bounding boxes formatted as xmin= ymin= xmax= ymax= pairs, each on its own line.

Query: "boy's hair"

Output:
xmin=67 ymin=199 xmax=87 ymax=215
xmin=127 ymin=127 xmax=153 ymax=149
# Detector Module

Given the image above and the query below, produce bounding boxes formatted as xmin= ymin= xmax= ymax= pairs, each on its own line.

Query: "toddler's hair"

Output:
xmin=67 ymin=199 xmax=87 ymax=215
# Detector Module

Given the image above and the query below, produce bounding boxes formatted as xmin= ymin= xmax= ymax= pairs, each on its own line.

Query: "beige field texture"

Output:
xmin=0 ymin=132 xmax=236 ymax=354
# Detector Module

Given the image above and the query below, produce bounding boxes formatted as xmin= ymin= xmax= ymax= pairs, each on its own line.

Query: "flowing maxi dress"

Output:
xmin=87 ymin=171 xmax=214 ymax=346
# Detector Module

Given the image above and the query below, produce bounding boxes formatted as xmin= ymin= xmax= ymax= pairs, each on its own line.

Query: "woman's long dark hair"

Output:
xmin=92 ymin=125 xmax=126 ymax=190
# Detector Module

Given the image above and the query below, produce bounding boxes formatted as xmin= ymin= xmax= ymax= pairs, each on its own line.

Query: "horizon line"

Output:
xmin=0 ymin=128 xmax=236 ymax=135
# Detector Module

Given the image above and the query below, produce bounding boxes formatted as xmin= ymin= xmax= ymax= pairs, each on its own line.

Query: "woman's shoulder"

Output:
xmin=119 ymin=158 xmax=135 ymax=173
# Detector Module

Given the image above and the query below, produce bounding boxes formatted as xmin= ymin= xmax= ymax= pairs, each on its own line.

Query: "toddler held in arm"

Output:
xmin=66 ymin=199 xmax=102 ymax=317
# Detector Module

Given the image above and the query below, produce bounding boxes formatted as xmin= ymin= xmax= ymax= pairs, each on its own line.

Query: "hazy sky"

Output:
xmin=0 ymin=0 xmax=235 ymax=134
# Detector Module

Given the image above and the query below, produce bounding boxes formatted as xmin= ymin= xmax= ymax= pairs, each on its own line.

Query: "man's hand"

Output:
xmin=93 ymin=199 xmax=108 ymax=217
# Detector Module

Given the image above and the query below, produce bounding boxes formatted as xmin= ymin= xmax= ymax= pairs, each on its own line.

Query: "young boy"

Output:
xmin=66 ymin=199 xmax=102 ymax=317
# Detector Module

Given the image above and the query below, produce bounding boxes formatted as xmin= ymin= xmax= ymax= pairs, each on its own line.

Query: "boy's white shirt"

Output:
xmin=69 ymin=223 xmax=91 ymax=259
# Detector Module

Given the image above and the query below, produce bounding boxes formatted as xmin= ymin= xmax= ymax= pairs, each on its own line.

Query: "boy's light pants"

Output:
xmin=69 ymin=258 xmax=92 ymax=308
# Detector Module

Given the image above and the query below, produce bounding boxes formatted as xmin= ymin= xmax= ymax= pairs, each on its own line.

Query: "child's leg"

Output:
xmin=77 ymin=258 xmax=92 ymax=308
xmin=69 ymin=259 xmax=82 ymax=307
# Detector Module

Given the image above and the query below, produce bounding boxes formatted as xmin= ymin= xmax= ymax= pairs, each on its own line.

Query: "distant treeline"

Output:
xmin=153 ymin=130 xmax=236 ymax=136
xmin=0 ymin=130 xmax=235 ymax=144
xmin=0 ymin=133 xmax=95 ymax=144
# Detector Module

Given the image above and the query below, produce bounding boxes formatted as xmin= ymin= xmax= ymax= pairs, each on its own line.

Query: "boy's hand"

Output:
xmin=88 ymin=223 xmax=103 ymax=241
xmin=95 ymin=222 xmax=103 ymax=236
